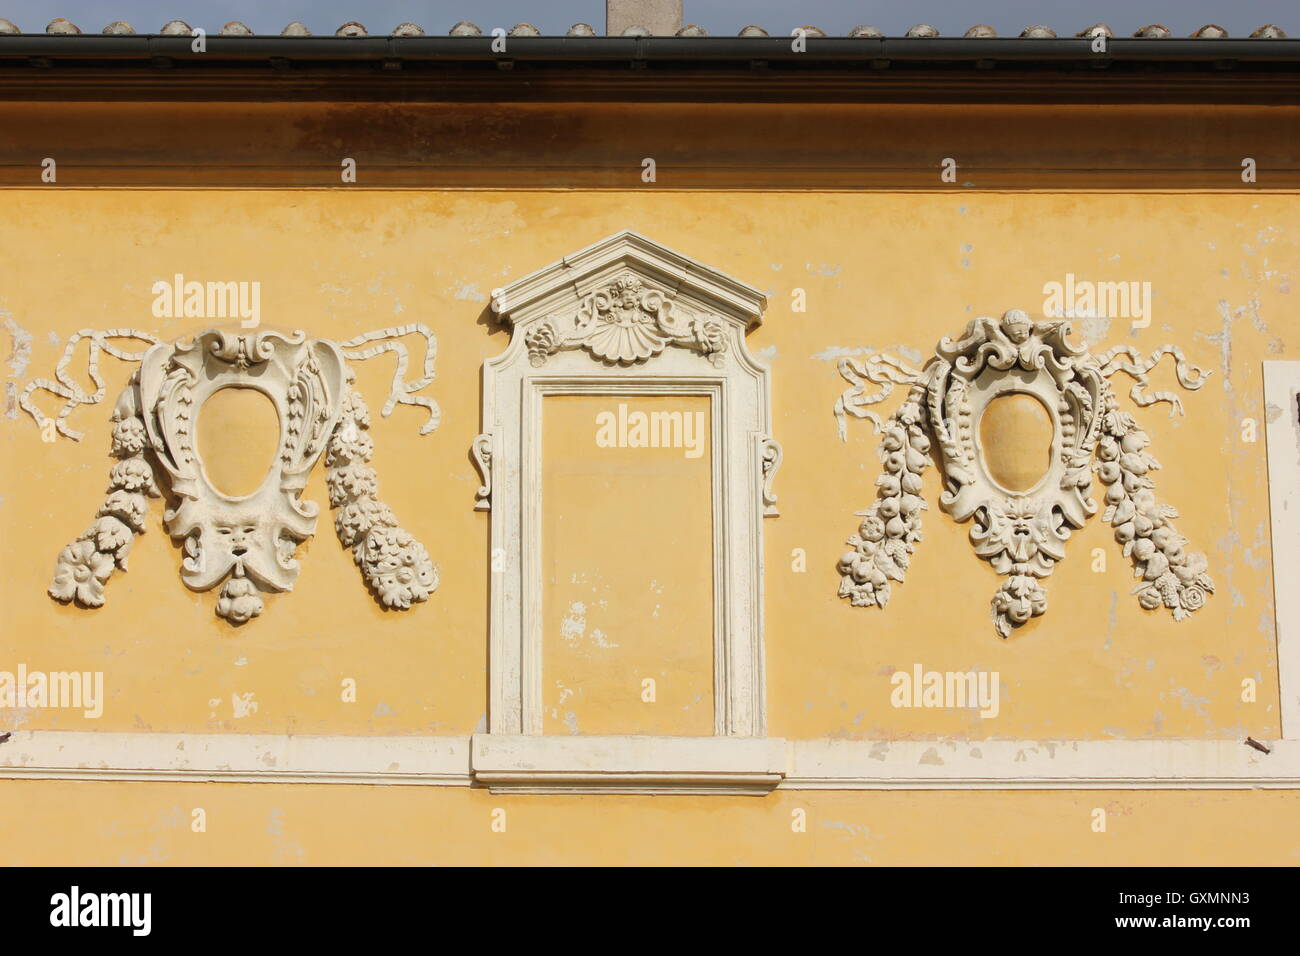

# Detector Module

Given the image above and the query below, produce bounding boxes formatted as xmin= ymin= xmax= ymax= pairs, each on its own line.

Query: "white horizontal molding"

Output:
xmin=0 ymin=730 xmax=470 ymax=785
xmin=470 ymin=734 xmax=788 ymax=795
xmin=788 ymin=738 xmax=1300 ymax=790
xmin=3 ymin=732 xmax=1299 ymax=791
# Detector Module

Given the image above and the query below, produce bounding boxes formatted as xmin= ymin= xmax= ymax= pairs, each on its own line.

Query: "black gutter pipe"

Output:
xmin=0 ymin=36 xmax=1297 ymax=64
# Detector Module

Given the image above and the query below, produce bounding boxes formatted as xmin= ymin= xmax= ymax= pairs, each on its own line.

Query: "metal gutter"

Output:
xmin=0 ymin=35 xmax=1297 ymax=64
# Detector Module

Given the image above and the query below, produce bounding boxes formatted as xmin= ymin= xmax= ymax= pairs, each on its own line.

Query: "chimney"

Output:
xmin=606 ymin=0 xmax=683 ymax=36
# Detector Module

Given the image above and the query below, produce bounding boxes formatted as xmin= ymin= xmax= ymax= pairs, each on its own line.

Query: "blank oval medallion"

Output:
xmin=978 ymin=392 xmax=1053 ymax=493
xmin=196 ymin=386 xmax=281 ymax=498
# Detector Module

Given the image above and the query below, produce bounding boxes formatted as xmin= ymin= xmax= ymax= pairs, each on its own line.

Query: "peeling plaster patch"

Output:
xmin=560 ymin=602 xmax=587 ymax=646
xmin=958 ymin=205 xmax=968 ymax=214
xmin=868 ymin=741 xmax=889 ymax=761
xmin=1265 ymin=401 xmax=1284 ymax=424
xmin=1172 ymin=686 xmax=1211 ymax=718
xmin=373 ymin=702 xmax=394 ymax=717
xmin=813 ymin=345 xmax=872 ymax=361
xmin=4 ymin=381 xmax=18 ymax=419
xmin=231 ymin=692 xmax=258 ymax=718
xmin=1242 ymin=521 xmax=1270 ymax=570
xmin=563 ymin=711 xmax=580 ymax=735
xmin=755 ymin=344 xmax=778 ymax=361
xmin=1205 ymin=301 xmax=1237 ymax=393
xmin=3 ymin=316 xmax=32 ymax=379
xmin=769 ymin=263 xmax=783 ymax=271
xmin=919 ymin=747 xmax=944 ymax=766
xmin=805 ymin=262 xmax=842 ymax=277
xmin=818 ymin=819 xmax=873 ymax=861
xmin=46 ymin=331 xmax=60 ymax=347
xmin=233 ymin=656 xmax=247 ymax=667
xmin=1078 ymin=315 xmax=1112 ymax=346
xmin=451 ymin=281 xmax=487 ymax=303
xmin=969 ymin=747 xmax=982 ymax=759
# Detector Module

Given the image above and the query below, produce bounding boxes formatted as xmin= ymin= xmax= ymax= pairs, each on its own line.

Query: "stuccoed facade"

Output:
xmin=0 ymin=15 xmax=1298 ymax=863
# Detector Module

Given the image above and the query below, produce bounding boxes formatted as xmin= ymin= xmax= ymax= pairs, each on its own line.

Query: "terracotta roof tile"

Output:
xmin=0 ymin=18 xmax=1289 ymax=40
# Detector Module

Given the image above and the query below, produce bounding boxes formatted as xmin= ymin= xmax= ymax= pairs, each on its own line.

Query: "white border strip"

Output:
xmin=3 ymin=732 xmax=1298 ymax=790
xmin=1264 ymin=360 xmax=1300 ymax=739
xmin=0 ymin=731 xmax=471 ymax=785
xmin=788 ymin=738 xmax=1300 ymax=789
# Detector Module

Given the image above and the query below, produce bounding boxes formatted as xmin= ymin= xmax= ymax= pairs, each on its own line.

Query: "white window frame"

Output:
xmin=1264 ymin=360 xmax=1300 ymax=738
xmin=469 ymin=231 xmax=784 ymax=792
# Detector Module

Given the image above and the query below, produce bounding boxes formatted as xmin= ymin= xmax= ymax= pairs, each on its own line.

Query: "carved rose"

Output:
xmin=1180 ymin=584 xmax=1207 ymax=611
xmin=49 ymin=539 xmax=115 ymax=608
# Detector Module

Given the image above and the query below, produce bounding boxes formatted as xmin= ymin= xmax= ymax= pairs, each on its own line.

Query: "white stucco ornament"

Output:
xmin=834 ymin=310 xmax=1214 ymax=638
xmin=24 ymin=324 xmax=441 ymax=625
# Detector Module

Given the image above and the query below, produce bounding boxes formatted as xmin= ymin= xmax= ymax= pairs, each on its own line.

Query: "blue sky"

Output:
xmin=0 ymin=1 xmax=1291 ymax=37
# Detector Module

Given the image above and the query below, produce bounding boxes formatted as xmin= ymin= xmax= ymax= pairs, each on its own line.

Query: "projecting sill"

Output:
xmin=469 ymin=734 xmax=788 ymax=795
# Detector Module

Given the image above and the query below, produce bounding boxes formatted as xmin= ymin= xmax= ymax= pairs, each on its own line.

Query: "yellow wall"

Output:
xmin=1 ymin=187 xmax=1295 ymax=863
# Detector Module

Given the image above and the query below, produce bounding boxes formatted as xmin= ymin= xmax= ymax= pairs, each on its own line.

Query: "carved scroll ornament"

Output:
xmin=24 ymin=324 xmax=440 ymax=625
xmin=834 ymin=310 xmax=1214 ymax=638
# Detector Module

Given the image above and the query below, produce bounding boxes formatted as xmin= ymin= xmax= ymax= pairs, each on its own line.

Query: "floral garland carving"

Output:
xmin=835 ymin=310 xmax=1213 ymax=638
xmin=28 ymin=325 xmax=440 ymax=625
xmin=1095 ymin=401 xmax=1214 ymax=621
xmin=836 ymin=384 xmax=930 ymax=610
xmin=48 ymin=373 xmax=160 ymax=608
xmin=327 ymin=377 xmax=439 ymax=610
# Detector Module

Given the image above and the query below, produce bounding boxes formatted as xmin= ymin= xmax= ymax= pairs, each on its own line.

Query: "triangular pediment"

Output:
xmin=490 ymin=231 xmax=767 ymax=334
